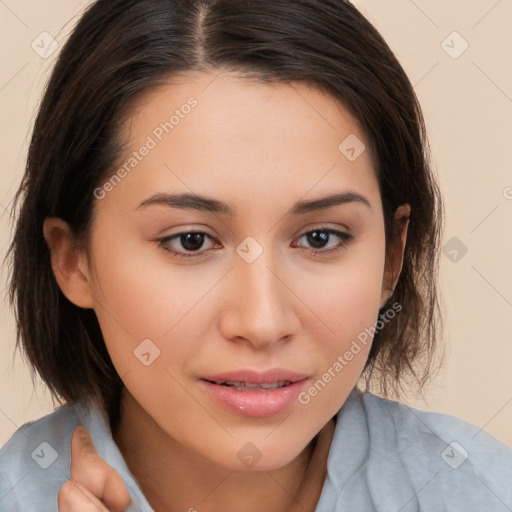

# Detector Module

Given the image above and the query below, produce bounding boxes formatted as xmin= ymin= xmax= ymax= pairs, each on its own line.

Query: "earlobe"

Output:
xmin=43 ymin=217 xmax=95 ymax=309
xmin=380 ymin=204 xmax=411 ymax=308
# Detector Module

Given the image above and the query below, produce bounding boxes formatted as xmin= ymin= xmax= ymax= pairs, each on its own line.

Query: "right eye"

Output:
xmin=156 ymin=231 xmax=221 ymax=259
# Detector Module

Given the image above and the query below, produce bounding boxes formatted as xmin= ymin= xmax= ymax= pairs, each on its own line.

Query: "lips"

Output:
xmin=198 ymin=368 xmax=310 ymax=417
xmin=211 ymin=380 xmax=292 ymax=390
xmin=199 ymin=368 xmax=309 ymax=386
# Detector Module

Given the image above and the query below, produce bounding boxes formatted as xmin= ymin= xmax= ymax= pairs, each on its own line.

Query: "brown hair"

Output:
xmin=5 ymin=0 xmax=443 ymax=425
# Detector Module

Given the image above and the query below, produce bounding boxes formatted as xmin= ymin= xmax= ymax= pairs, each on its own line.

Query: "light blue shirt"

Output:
xmin=1 ymin=389 xmax=511 ymax=511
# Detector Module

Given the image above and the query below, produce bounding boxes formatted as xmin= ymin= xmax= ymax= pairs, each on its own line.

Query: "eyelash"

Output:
xmin=156 ymin=226 xmax=354 ymax=260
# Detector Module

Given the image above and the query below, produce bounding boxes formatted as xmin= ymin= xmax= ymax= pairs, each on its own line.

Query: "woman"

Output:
xmin=1 ymin=1 xmax=511 ymax=511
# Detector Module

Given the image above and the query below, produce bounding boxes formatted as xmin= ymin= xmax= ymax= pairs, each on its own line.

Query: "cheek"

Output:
xmin=303 ymin=235 xmax=386 ymax=348
xmin=86 ymin=225 xmax=211 ymax=375
xmin=294 ymin=241 xmax=385 ymax=415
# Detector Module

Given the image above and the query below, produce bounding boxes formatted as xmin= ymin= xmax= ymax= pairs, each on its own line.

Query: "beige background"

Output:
xmin=1 ymin=0 xmax=511 ymax=448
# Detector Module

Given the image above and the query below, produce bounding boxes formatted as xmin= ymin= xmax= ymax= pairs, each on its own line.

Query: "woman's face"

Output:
xmin=75 ymin=71 xmax=398 ymax=470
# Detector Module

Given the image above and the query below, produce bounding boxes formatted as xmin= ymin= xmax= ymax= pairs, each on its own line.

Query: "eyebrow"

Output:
xmin=136 ymin=191 xmax=371 ymax=215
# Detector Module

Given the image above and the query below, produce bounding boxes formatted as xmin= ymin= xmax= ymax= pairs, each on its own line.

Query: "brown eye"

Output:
xmin=157 ymin=231 xmax=220 ymax=259
xmin=179 ymin=232 xmax=207 ymax=251
xmin=292 ymin=228 xmax=354 ymax=255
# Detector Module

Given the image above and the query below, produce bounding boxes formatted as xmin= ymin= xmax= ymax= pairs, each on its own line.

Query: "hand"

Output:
xmin=58 ymin=424 xmax=132 ymax=512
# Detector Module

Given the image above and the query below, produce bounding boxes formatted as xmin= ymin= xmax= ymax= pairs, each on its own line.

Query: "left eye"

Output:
xmin=157 ymin=228 xmax=354 ymax=259
xmin=291 ymin=228 xmax=354 ymax=254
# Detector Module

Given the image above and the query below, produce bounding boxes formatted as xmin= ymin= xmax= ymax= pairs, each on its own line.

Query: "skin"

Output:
xmin=57 ymin=426 xmax=131 ymax=512
xmin=45 ymin=70 xmax=409 ymax=512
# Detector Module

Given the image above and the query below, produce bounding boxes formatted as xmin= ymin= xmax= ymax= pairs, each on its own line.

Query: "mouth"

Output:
xmin=199 ymin=368 xmax=309 ymax=385
xmin=204 ymin=379 xmax=295 ymax=390
xmin=198 ymin=369 xmax=310 ymax=417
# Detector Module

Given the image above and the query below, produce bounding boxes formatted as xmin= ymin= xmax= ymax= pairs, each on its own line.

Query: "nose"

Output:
xmin=218 ymin=246 xmax=300 ymax=349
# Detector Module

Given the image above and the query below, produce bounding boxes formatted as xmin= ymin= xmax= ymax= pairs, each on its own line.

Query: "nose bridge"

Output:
xmin=220 ymin=239 xmax=297 ymax=347
xmin=241 ymin=251 xmax=281 ymax=312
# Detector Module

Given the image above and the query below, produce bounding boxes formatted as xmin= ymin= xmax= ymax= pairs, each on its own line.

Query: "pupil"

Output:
xmin=308 ymin=230 xmax=328 ymax=249
xmin=181 ymin=233 xmax=204 ymax=251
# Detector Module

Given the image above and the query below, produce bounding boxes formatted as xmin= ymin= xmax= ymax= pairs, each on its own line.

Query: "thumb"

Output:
xmin=58 ymin=479 xmax=111 ymax=512
xmin=70 ymin=424 xmax=132 ymax=512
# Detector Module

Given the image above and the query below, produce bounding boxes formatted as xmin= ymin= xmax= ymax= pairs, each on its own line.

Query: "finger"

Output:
xmin=58 ymin=479 xmax=110 ymax=512
xmin=70 ymin=425 xmax=132 ymax=512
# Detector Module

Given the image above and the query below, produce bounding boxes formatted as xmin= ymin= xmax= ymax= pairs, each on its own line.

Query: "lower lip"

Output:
xmin=199 ymin=379 xmax=308 ymax=418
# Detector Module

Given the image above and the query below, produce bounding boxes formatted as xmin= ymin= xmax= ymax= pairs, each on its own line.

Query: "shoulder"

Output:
xmin=0 ymin=401 xmax=153 ymax=512
xmin=0 ymin=401 xmax=90 ymax=511
xmin=362 ymin=392 xmax=512 ymax=509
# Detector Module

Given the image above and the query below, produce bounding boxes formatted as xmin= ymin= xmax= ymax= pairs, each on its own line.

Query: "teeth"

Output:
xmin=243 ymin=382 xmax=260 ymax=388
xmin=213 ymin=380 xmax=291 ymax=389
xmin=261 ymin=381 xmax=287 ymax=389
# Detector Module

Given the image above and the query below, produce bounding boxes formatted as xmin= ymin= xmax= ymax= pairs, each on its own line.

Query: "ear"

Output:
xmin=43 ymin=217 xmax=95 ymax=309
xmin=380 ymin=204 xmax=410 ymax=308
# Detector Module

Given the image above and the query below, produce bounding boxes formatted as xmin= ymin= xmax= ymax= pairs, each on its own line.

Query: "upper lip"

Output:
xmin=199 ymin=368 xmax=309 ymax=384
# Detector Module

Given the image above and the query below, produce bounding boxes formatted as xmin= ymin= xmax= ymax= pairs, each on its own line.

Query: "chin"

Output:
xmin=201 ymin=435 xmax=312 ymax=473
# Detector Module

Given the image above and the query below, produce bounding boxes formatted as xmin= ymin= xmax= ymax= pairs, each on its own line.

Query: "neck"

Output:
xmin=112 ymin=389 xmax=335 ymax=512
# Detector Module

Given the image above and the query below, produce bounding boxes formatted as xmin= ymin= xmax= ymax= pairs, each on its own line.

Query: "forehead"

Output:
xmin=124 ymin=70 xmax=370 ymax=155
xmin=102 ymin=70 xmax=380 ymax=214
